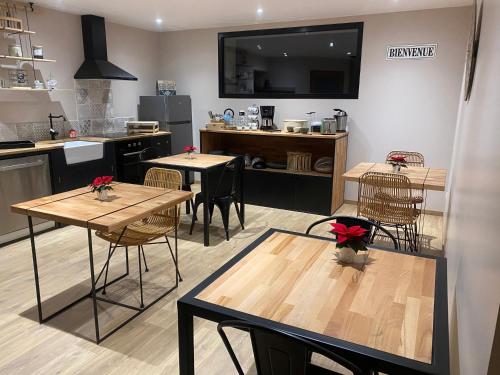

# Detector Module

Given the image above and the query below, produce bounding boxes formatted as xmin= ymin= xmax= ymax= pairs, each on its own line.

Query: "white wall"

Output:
xmin=159 ymin=7 xmax=471 ymax=211
xmin=0 ymin=6 xmax=159 ymax=127
xmin=445 ymin=0 xmax=500 ymax=374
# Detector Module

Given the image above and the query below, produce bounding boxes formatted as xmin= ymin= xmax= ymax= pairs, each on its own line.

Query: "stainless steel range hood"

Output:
xmin=74 ymin=15 xmax=137 ymax=81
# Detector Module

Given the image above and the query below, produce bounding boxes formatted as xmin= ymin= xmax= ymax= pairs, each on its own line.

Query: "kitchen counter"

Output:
xmin=200 ymin=128 xmax=348 ymax=140
xmin=0 ymin=131 xmax=172 ymax=158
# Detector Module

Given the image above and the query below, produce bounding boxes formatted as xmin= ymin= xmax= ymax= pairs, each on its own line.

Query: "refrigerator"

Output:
xmin=139 ymin=95 xmax=193 ymax=155
xmin=138 ymin=95 xmax=194 ymax=183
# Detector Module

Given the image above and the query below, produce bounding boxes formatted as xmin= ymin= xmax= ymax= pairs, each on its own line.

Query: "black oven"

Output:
xmin=115 ymin=135 xmax=171 ymax=183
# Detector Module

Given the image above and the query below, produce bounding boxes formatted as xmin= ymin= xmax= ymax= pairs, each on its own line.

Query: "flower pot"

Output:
xmin=392 ymin=164 xmax=401 ymax=173
xmin=338 ymin=247 xmax=357 ymax=263
xmin=97 ymin=189 xmax=108 ymax=201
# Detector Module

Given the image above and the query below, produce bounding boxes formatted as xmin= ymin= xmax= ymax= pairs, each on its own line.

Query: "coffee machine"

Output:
xmin=260 ymin=106 xmax=276 ymax=131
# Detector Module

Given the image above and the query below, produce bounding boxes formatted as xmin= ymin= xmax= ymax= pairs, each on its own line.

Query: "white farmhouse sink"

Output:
xmin=63 ymin=141 xmax=104 ymax=165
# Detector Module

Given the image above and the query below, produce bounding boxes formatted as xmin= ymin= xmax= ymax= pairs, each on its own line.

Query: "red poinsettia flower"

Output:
xmin=389 ymin=155 xmax=407 ymax=163
xmin=102 ymin=175 xmax=113 ymax=184
xmin=89 ymin=176 xmax=114 ymax=193
xmin=183 ymin=145 xmax=197 ymax=153
xmin=91 ymin=176 xmax=103 ymax=187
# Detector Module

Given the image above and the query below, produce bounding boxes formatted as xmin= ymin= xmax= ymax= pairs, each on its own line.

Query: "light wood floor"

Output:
xmin=0 ymin=192 xmax=443 ymax=375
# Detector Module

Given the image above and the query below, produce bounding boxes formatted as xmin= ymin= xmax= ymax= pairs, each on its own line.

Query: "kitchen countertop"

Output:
xmin=0 ymin=131 xmax=172 ymax=157
xmin=200 ymin=128 xmax=348 ymax=140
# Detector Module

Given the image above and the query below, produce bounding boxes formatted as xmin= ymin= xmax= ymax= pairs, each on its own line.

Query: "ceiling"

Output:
xmin=33 ymin=0 xmax=472 ymax=32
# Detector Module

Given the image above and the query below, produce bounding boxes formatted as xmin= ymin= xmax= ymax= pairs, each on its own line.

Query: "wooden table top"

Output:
xmin=11 ymin=183 xmax=192 ymax=232
xmin=143 ymin=153 xmax=235 ymax=170
xmin=343 ymin=162 xmax=447 ymax=191
xmin=196 ymin=231 xmax=437 ymax=364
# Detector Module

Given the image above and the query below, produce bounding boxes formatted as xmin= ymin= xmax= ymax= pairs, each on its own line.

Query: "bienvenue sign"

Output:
xmin=387 ymin=44 xmax=437 ymax=60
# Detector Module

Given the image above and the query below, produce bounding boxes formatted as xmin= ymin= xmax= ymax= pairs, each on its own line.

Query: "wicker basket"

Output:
xmin=287 ymin=152 xmax=312 ymax=172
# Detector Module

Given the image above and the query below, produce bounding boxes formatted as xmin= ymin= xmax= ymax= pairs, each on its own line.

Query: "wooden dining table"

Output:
xmin=178 ymin=229 xmax=449 ymax=375
xmin=11 ymin=182 xmax=192 ymax=344
xmin=142 ymin=153 xmax=240 ymax=246
xmin=343 ymin=162 xmax=447 ymax=191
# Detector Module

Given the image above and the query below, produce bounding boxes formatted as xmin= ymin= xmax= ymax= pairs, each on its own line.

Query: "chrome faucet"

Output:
xmin=48 ymin=113 xmax=66 ymax=140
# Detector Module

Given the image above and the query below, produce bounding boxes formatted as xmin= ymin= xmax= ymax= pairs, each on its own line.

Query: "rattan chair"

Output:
xmin=95 ymin=167 xmax=183 ymax=308
xmin=357 ymin=172 xmax=419 ymax=251
xmin=386 ymin=150 xmax=425 ymax=205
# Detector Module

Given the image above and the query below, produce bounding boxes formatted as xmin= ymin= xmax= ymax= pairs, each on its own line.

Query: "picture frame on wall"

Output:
xmin=156 ymin=80 xmax=176 ymax=96
xmin=464 ymin=0 xmax=483 ymax=101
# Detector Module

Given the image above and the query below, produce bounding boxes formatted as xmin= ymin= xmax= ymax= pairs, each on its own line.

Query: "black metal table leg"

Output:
xmin=87 ymin=228 xmax=101 ymax=343
xmin=28 ymin=216 xmax=43 ymax=323
xmin=202 ymin=170 xmax=210 ymax=246
xmin=240 ymin=168 xmax=245 ymax=224
xmin=175 ymin=207 xmax=179 ymax=287
xmin=178 ymin=301 xmax=195 ymax=375
xmin=184 ymin=170 xmax=191 ymax=214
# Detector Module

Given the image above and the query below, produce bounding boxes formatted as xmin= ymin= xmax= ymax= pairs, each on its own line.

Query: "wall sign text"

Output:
xmin=387 ymin=44 xmax=437 ymax=60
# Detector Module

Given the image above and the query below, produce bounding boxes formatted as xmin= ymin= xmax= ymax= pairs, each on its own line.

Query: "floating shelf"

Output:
xmin=0 ymin=88 xmax=72 ymax=92
xmin=0 ymin=26 xmax=35 ymax=35
xmin=0 ymin=55 xmax=56 ymax=63
xmin=245 ymin=166 xmax=331 ymax=178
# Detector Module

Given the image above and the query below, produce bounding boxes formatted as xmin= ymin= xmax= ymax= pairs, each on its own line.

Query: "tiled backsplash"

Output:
xmin=0 ymin=79 xmax=135 ymax=142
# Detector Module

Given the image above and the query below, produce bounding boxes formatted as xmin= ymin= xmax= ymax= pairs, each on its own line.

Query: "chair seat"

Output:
xmin=96 ymin=220 xmax=176 ymax=246
xmin=362 ymin=202 xmax=420 ymax=225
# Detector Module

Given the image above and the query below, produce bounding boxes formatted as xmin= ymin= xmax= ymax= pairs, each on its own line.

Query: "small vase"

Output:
xmin=97 ymin=189 xmax=108 ymax=201
xmin=338 ymin=247 xmax=356 ymax=263
xmin=392 ymin=164 xmax=401 ymax=173
xmin=186 ymin=152 xmax=194 ymax=159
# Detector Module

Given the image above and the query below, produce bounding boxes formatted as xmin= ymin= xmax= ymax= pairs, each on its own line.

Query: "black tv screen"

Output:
xmin=218 ymin=22 xmax=363 ymax=99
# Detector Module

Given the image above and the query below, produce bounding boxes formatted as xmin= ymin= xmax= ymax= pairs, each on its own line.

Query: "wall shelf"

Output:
xmin=0 ymin=26 xmax=35 ymax=35
xmin=0 ymin=88 xmax=73 ymax=93
xmin=0 ymin=55 xmax=56 ymax=63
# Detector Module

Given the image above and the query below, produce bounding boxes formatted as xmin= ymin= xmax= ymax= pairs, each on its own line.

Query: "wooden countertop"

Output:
xmin=0 ymin=131 xmax=171 ymax=158
xmin=200 ymin=128 xmax=347 ymax=140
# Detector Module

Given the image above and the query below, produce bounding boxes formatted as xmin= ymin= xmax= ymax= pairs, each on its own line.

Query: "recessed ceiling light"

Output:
xmin=257 ymin=8 xmax=263 ymax=15
xmin=346 ymin=52 xmax=352 ymax=55
xmin=329 ymin=42 xmax=334 ymax=47
xmin=155 ymin=18 xmax=163 ymax=25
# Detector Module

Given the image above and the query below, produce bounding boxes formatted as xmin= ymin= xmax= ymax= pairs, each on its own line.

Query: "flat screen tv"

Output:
xmin=218 ymin=22 xmax=363 ymax=99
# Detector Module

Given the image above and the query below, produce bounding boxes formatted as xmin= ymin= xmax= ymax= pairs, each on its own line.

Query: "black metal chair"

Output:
xmin=306 ymin=215 xmax=399 ymax=250
xmin=189 ymin=156 xmax=245 ymax=241
xmin=140 ymin=147 xmax=195 ymax=213
xmin=217 ymin=320 xmax=374 ymax=375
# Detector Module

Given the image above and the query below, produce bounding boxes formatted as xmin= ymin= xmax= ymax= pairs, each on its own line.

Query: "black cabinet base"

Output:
xmin=244 ymin=170 xmax=332 ymax=216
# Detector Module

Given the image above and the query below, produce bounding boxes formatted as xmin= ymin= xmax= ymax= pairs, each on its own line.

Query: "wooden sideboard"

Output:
xmin=200 ymin=129 xmax=348 ymax=215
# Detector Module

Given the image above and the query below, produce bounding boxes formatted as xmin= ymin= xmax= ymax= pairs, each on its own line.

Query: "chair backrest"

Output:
xmin=386 ymin=150 xmax=424 ymax=167
xmin=305 ymin=215 xmax=399 ymax=250
xmin=217 ymin=320 xmax=367 ymax=375
xmin=212 ymin=156 xmax=245 ymax=199
xmin=358 ymin=172 xmax=415 ymax=226
xmin=143 ymin=167 xmax=182 ymax=227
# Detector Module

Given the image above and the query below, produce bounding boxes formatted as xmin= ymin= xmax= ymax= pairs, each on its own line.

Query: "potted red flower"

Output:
xmin=330 ymin=223 xmax=369 ymax=263
xmin=183 ymin=145 xmax=197 ymax=159
xmin=387 ymin=155 xmax=408 ymax=173
xmin=90 ymin=175 xmax=113 ymax=201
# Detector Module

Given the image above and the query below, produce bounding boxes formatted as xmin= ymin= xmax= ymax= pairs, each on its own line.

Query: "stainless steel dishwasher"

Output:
xmin=0 ymin=154 xmax=53 ymax=245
